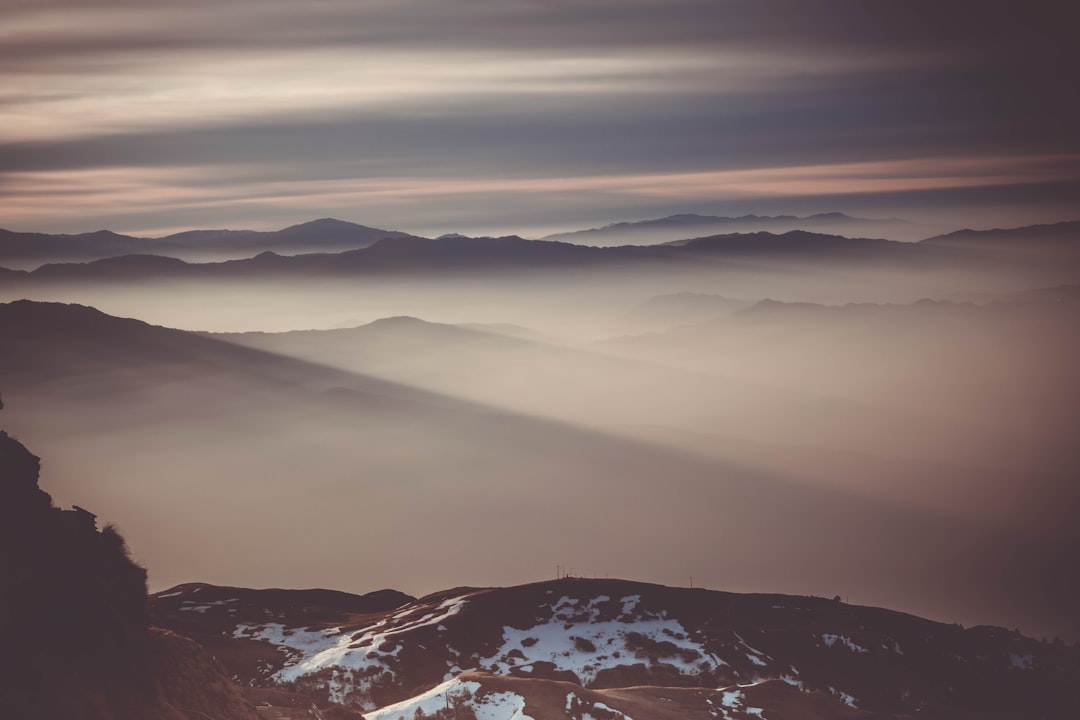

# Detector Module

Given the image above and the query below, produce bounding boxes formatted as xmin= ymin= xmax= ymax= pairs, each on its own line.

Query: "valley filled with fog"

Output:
xmin=1 ymin=221 xmax=1078 ymax=643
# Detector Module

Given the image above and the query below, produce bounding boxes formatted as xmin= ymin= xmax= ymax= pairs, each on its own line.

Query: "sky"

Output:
xmin=1 ymin=0 xmax=1078 ymax=237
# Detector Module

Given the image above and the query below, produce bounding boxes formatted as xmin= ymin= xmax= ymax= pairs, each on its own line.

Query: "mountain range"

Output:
xmin=4 ymin=209 xmax=1080 ymax=720
xmin=4 ymin=216 xmax=1074 ymax=272
xmin=540 ymin=213 xmax=905 ymax=246
xmin=0 ymin=213 xmax=899 ymax=268
xmin=0 ymin=218 xmax=422 ymax=268
xmin=0 ymin=221 xmax=1072 ymax=287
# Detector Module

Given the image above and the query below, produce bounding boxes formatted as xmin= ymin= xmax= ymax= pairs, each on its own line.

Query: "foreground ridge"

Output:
xmin=152 ymin=578 xmax=1080 ymax=719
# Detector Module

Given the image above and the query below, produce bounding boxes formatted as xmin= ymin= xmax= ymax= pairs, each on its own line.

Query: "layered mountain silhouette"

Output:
xmin=0 ymin=213 xmax=899 ymax=268
xmin=2 ymin=222 xmax=1074 ymax=287
xmin=541 ymin=212 xmax=904 ymax=246
xmin=150 ymin=578 xmax=1080 ymax=719
xmin=0 ymin=230 xmax=969 ymax=284
xmin=0 ymin=218 xmax=423 ymax=267
xmin=921 ymin=220 xmax=1080 ymax=254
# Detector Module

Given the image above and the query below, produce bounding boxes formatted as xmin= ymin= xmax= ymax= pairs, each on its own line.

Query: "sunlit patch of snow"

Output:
xmin=828 ymin=686 xmax=858 ymax=707
xmin=820 ymin=633 xmax=869 ymax=654
xmin=365 ymin=678 xmax=479 ymax=720
xmin=594 ymin=701 xmax=628 ymax=717
xmin=471 ymin=691 xmax=535 ymax=720
xmin=233 ymin=592 xmax=472 ymax=708
xmin=366 ymin=679 xmax=534 ymax=720
xmin=482 ymin=594 xmax=723 ymax=685
xmin=780 ymin=674 xmax=804 ymax=689
xmin=567 ymin=693 xmax=633 ymax=720
xmin=733 ymin=632 xmax=772 ymax=667
xmin=156 ymin=589 xmax=184 ymax=599
xmin=712 ymin=687 xmax=767 ymax=720
xmin=443 ymin=644 xmax=471 ymax=682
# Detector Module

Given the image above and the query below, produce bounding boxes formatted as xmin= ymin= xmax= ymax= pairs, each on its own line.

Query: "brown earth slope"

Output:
xmin=153 ymin=578 xmax=1080 ymax=719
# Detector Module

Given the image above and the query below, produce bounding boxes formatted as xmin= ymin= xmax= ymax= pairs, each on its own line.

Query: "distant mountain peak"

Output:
xmin=282 ymin=217 xmax=366 ymax=231
xmin=366 ymin=315 xmax=431 ymax=327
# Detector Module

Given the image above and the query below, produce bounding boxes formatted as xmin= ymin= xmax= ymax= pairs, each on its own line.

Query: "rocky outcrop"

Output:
xmin=0 ymin=429 xmax=258 ymax=720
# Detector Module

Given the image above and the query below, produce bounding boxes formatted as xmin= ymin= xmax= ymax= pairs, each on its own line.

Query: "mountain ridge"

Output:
xmin=0 ymin=218 xmax=425 ymax=266
xmin=150 ymin=576 xmax=1080 ymax=719
xmin=2 ymin=229 xmax=935 ymax=283
xmin=541 ymin=212 xmax=905 ymax=246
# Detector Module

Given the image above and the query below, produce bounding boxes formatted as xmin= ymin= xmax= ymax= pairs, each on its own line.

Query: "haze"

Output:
xmin=2 ymin=1 xmax=1079 ymax=647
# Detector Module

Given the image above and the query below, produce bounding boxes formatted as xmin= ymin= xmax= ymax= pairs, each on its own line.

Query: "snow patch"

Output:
xmin=828 ymin=686 xmax=858 ymax=707
xmin=567 ymin=693 xmax=633 ymax=720
xmin=713 ymin=687 xmax=765 ymax=720
xmin=482 ymin=594 xmax=723 ymax=685
xmin=233 ymin=592 xmax=472 ymax=708
xmin=365 ymin=678 xmax=480 ymax=720
xmin=733 ymin=632 xmax=772 ymax=667
xmin=366 ymin=679 xmax=534 ymax=720
xmin=820 ymin=633 xmax=869 ymax=654
xmin=780 ymin=674 xmax=804 ymax=690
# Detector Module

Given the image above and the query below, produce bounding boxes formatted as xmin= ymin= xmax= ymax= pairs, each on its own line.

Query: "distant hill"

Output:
xmin=152 ymin=577 xmax=1080 ymax=719
xmin=0 ymin=218 xmax=424 ymax=267
xmin=919 ymin=220 xmax=1080 ymax=254
xmin=542 ymin=212 xmax=904 ymax=246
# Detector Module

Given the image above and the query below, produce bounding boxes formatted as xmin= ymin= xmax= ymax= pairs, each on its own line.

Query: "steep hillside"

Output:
xmin=152 ymin=579 xmax=1080 ymax=719
xmin=0 ymin=429 xmax=259 ymax=720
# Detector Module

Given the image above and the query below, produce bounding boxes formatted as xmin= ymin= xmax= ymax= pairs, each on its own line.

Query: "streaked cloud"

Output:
xmin=4 ymin=153 xmax=1076 ymax=238
xmin=0 ymin=0 xmax=1077 ymax=235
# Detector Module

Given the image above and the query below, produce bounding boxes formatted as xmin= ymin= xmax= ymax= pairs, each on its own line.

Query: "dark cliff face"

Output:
xmin=0 ymin=430 xmax=149 ymax=655
xmin=0 ymin=430 xmax=257 ymax=720
xmin=0 ymin=430 xmax=50 ymax=514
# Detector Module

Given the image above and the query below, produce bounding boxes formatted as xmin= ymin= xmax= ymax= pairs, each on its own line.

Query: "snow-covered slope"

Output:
xmin=151 ymin=578 xmax=1080 ymax=719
